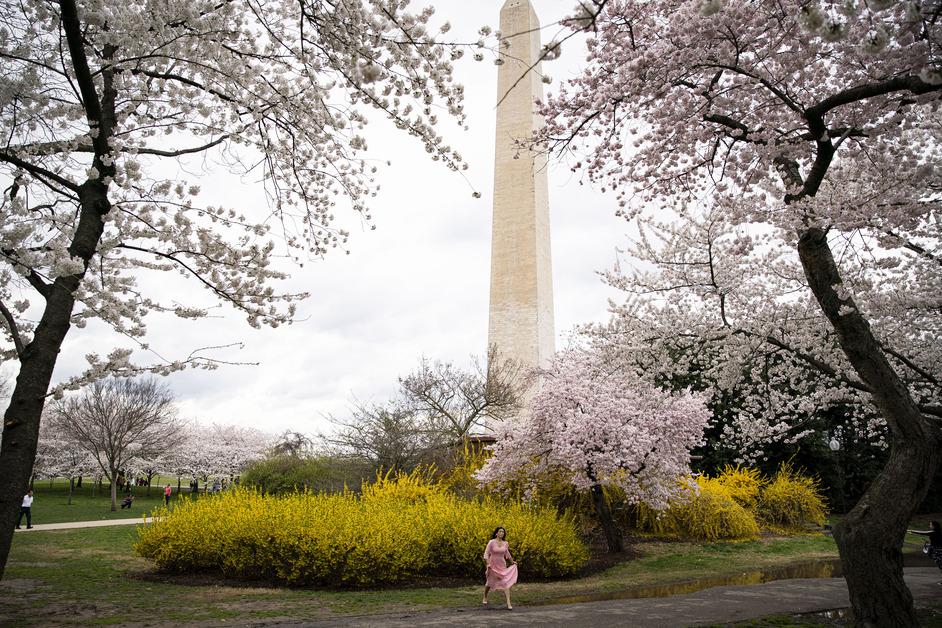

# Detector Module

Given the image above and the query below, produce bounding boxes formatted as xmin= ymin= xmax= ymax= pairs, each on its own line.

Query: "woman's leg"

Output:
xmin=504 ymin=588 xmax=512 ymax=609
xmin=482 ymin=585 xmax=490 ymax=604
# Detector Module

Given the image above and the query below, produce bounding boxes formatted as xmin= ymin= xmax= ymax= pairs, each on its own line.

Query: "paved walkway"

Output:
xmin=10 ymin=522 xmax=942 ymax=626
xmin=302 ymin=568 xmax=941 ymax=628
xmin=14 ymin=516 xmax=151 ymax=531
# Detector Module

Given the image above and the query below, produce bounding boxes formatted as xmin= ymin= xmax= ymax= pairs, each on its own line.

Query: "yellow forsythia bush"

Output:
xmin=134 ymin=474 xmax=588 ymax=587
xmin=758 ymin=463 xmax=828 ymax=530
xmin=632 ymin=463 xmax=826 ymax=540
xmin=634 ymin=477 xmax=760 ymax=542
xmin=713 ymin=465 xmax=764 ymax=510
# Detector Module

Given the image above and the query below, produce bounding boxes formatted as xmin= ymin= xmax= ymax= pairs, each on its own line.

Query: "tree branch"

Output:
xmin=0 ymin=249 xmax=52 ymax=298
xmin=59 ymin=0 xmax=106 ymax=152
xmin=134 ymin=136 xmax=229 ymax=157
xmin=809 ymin=75 xmax=942 ymax=119
xmin=0 ymin=150 xmax=80 ymax=192
xmin=0 ymin=300 xmax=25 ymax=357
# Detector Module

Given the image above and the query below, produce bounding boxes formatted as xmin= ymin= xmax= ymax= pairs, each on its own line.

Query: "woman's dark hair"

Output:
xmin=932 ymin=521 xmax=941 ymax=533
xmin=492 ymin=526 xmax=507 ymax=540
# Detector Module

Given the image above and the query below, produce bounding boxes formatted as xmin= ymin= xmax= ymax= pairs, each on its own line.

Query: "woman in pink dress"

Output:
xmin=482 ymin=526 xmax=518 ymax=609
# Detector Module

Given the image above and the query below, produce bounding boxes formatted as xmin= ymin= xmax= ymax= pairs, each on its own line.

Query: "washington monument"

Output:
xmin=487 ymin=0 xmax=555 ymax=381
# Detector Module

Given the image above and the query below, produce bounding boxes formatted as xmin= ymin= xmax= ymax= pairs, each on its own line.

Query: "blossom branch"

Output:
xmin=0 ymin=151 xmax=80 ymax=193
xmin=0 ymin=300 xmax=24 ymax=357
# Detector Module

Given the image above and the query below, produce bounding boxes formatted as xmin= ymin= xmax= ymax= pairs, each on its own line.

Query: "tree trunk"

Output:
xmin=68 ymin=477 xmax=74 ymax=506
xmin=109 ymin=473 xmax=117 ymax=512
xmin=0 ymin=181 xmax=109 ymax=578
xmin=76 ymin=476 xmax=82 ymax=488
xmin=833 ymin=438 xmax=937 ymax=627
xmin=797 ymin=227 xmax=941 ymax=626
xmin=590 ymin=483 xmax=623 ymax=553
xmin=0 ymin=0 xmax=118 ymax=580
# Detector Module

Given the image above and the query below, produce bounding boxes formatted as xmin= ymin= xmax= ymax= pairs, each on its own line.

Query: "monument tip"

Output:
xmin=501 ymin=0 xmax=534 ymax=11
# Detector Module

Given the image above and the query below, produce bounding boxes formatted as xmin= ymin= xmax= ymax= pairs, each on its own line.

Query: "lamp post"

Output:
xmin=829 ymin=436 xmax=846 ymax=513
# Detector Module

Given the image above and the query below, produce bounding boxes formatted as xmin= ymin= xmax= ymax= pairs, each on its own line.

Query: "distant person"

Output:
xmin=482 ymin=526 xmax=517 ymax=610
xmin=212 ymin=480 xmax=221 ymax=493
xmin=121 ymin=493 xmax=135 ymax=509
xmin=16 ymin=490 xmax=33 ymax=529
xmin=909 ymin=521 xmax=942 ymax=579
xmin=164 ymin=484 xmax=172 ymax=506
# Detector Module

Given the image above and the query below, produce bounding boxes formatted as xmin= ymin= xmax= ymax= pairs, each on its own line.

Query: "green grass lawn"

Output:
xmin=4 ymin=499 xmax=938 ymax=625
xmin=23 ymin=480 xmax=201 ymax=524
xmin=0 ymin=525 xmax=851 ymax=626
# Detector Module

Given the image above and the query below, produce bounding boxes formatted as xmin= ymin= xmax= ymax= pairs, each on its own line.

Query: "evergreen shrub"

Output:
xmin=240 ymin=454 xmax=332 ymax=494
xmin=134 ymin=473 xmax=587 ymax=586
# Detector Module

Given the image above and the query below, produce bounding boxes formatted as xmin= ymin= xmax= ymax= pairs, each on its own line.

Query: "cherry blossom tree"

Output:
xmin=476 ymin=348 xmax=709 ymax=552
xmin=199 ymin=422 xmax=272 ymax=480
xmin=539 ymin=0 xmax=940 ymax=623
xmin=170 ymin=422 xmax=272 ymax=492
xmin=0 ymin=0 xmax=468 ymax=577
xmin=33 ymin=422 xmax=96 ymax=504
xmin=49 ymin=378 xmax=183 ymax=512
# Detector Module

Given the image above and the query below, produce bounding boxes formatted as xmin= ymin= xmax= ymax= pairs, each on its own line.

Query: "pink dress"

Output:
xmin=484 ymin=539 xmax=518 ymax=590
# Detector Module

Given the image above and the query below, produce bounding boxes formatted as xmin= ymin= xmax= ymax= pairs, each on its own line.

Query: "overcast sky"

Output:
xmin=31 ymin=1 xmax=629 ymax=437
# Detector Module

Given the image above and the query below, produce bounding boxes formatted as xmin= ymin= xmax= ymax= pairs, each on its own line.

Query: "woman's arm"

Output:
xmin=484 ymin=540 xmax=492 ymax=562
xmin=908 ymin=529 xmax=931 ymax=535
xmin=506 ymin=545 xmax=516 ymax=564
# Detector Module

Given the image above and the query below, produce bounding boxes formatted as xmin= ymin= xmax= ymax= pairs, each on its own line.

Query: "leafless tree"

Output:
xmin=399 ymin=345 xmax=522 ymax=442
xmin=326 ymin=403 xmax=441 ymax=475
xmin=326 ymin=348 xmax=523 ymax=476
xmin=271 ymin=431 xmax=316 ymax=458
xmin=50 ymin=378 xmax=182 ymax=511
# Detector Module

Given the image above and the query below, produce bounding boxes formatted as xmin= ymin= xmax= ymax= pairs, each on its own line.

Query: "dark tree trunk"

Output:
xmin=590 ymin=483 xmax=623 ymax=553
xmin=833 ymin=439 xmax=937 ymax=627
xmin=0 ymin=262 xmax=92 ymax=577
xmin=75 ymin=476 xmax=82 ymax=488
xmin=797 ymin=227 xmax=941 ymax=627
xmin=67 ymin=477 xmax=74 ymax=506
xmin=0 ymin=180 xmax=109 ymax=577
xmin=0 ymin=0 xmax=116 ymax=579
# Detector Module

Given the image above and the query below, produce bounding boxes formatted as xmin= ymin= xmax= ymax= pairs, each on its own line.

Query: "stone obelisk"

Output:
xmin=487 ymin=0 xmax=555 ymax=394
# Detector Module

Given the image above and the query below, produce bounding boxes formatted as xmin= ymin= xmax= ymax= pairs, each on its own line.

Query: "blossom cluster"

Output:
xmin=0 ymin=0 xmax=466 ymax=376
xmin=476 ymin=348 xmax=710 ymax=510
xmin=537 ymin=0 xmax=941 ymax=456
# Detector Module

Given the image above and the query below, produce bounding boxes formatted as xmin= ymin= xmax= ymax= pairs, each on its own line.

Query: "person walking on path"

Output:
xmin=908 ymin=520 xmax=942 ymax=581
xmin=482 ymin=526 xmax=518 ymax=610
xmin=16 ymin=490 xmax=33 ymax=529
xmin=163 ymin=484 xmax=172 ymax=507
